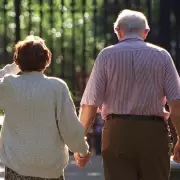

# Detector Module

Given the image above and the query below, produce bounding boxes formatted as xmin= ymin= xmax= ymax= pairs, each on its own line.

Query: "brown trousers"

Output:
xmin=101 ymin=115 xmax=170 ymax=180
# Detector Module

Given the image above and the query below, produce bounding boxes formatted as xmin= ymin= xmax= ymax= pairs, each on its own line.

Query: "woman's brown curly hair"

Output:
xmin=14 ymin=35 xmax=52 ymax=72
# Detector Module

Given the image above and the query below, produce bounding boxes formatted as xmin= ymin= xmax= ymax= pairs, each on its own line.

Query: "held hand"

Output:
xmin=74 ymin=152 xmax=91 ymax=168
xmin=173 ymin=140 xmax=180 ymax=163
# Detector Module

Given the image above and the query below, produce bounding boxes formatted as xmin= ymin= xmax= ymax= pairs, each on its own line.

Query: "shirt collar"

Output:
xmin=120 ymin=34 xmax=143 ymax=42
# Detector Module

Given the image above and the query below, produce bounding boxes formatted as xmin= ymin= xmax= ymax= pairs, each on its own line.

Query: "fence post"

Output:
xmin=159 ymin=0 xmax=171 ymax=51
xmin=14 ymin=0 xmax=21 ymax=43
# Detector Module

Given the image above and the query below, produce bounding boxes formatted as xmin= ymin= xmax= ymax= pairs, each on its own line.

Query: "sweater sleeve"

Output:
xmin=0 ymin=63 xmax=20 ymax=78
xmin=56 ymin=82 xmax=89 ymax=155
xmin=0 ymin=63 xmax=20 ymax=108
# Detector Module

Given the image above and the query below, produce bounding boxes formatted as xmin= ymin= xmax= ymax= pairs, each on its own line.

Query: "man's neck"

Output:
xmin=119 ymin=33 xmax=144 ymax=42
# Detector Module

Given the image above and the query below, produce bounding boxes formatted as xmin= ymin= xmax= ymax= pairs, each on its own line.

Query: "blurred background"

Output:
xmin=0 ymin=0 xmax=180 ymax=156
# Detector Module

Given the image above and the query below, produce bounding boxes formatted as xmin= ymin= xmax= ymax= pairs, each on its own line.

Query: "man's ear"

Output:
xmin=143 ymin=29 xmax=149 ymax=39
xmin=114 ymin=27 xmax=123 ymax=41
xmin=114 ymin=27 xmax=118 ymax=34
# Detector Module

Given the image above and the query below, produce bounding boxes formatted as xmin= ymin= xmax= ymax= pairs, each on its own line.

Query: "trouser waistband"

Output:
xmin=106 ymin=114 xmax=164 ymax=122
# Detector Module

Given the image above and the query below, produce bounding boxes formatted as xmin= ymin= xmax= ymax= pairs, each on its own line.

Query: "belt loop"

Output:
xmin=110 ymin=114 xmax=114 ymax=120
xmin=154 ymin=116 xmax=157 ymax=121
xmin=106 ymin=114 xmax=113 ymax=121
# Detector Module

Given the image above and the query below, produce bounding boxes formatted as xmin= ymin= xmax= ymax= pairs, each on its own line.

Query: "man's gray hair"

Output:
xmin=114 ymin=9 xmax=150 ymax=32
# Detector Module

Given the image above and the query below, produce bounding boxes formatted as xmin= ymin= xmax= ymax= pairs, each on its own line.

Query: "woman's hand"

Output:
xmin=74 ymin=151 xmax=91 ymax=168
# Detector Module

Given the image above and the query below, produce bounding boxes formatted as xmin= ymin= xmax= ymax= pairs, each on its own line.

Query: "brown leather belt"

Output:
xmin=107 ymin=114 xmax=164 ymax=122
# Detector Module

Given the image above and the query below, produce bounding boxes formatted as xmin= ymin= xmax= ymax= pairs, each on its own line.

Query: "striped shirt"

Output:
xmin=81 ymin=34 xmax=180 ymax=120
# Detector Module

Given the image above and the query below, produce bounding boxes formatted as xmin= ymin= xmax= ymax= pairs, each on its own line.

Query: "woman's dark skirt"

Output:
xmin=5 ymin=167 xmax=64 ymax=180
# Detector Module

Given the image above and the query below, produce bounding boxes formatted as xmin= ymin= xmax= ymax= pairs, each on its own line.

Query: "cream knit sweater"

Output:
xmin=0 ymin=63 xmax=89 ymax=178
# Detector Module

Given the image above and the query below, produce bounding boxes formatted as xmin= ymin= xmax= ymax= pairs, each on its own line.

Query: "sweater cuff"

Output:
xmin=79 ymin=141 xmax=89 ymax=157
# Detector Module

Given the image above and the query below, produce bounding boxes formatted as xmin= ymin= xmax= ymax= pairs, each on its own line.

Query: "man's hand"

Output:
xmin=74 ymin=152 xmax=91 ymax=168
xmin=173 ymin=139 xmax=180 ymax=163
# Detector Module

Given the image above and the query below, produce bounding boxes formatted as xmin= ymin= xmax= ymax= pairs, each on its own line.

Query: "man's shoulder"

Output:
xmin=145 ymin=42 xmax=169 ymax=55
xmin=145 ymin=43 xmax=173 ymax=64
xmin=98 ymin=42 xmax=171 ymax=59
xmin=99 ymin=45 xmax=117 ymax=55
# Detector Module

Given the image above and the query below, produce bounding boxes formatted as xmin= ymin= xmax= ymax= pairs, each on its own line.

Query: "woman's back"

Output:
xmin=0 ymin=72 xmax=69 ymax=177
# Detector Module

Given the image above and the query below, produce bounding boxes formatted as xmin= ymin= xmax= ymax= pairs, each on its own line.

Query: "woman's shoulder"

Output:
xmin=2 ymin=74 xmax=19 ymax=82
xmin=45 ymin=76 xmax=68 ymax=89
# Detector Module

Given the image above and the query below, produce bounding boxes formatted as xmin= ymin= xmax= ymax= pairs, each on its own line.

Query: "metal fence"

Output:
xmin=0 ymin=0 xmax=180 ymax=104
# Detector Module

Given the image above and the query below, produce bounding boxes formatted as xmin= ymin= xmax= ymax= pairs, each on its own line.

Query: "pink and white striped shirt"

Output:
xmin=81 ymin=34 xmax=180 ymax=120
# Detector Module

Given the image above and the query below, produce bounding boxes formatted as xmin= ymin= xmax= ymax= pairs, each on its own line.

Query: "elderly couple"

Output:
xmin=1 ymin=9 xmax=180 ymax=180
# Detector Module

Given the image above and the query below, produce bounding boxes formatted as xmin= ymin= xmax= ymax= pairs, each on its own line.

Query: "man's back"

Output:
xmin=104 ymin=36 xmax=167 ymax=118
xmin=81 ymin=35 xmax=180 ymax=119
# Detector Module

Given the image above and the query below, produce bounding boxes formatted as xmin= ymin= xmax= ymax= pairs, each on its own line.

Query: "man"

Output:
xmin=75 ymin=9 xmax=180 ymax=180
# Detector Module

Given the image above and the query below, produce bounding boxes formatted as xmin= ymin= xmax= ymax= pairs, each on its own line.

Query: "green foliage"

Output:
xmin=0 ymin=0 xmax=106 ymax=74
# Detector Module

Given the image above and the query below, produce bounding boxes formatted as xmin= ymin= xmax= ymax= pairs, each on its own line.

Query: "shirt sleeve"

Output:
xmin=56 ymin=82 xmax=89 ymax=155
xmin=81 ymin=50 xmax=106 ymax=107
xmin=163 ymin=51 xmax=180 ymax=101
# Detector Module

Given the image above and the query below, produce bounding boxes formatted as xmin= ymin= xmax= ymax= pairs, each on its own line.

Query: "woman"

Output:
xmin=0 ymin=35 xmax=90 ymax=180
